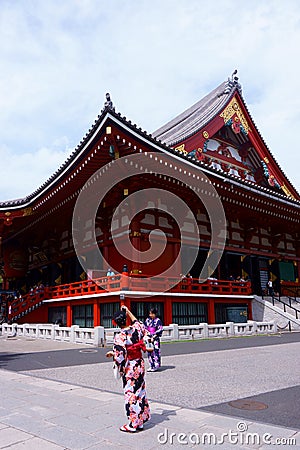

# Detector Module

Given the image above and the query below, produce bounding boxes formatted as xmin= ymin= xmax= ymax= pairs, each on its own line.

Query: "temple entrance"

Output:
xmin=189 ymin=248 xmax=208 ymax=278
xmin=223 ymin=252 xmax=242 ymax=280
xmin=215 ymin=303 xmax=248 ymax=323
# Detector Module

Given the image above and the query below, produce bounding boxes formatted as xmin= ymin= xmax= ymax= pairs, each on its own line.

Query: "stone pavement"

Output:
xmin=0 ymin=369 xmax=298 ymax=450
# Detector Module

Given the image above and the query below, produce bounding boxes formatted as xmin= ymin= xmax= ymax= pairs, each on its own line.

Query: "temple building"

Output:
xmin=0 ymin=73 xmax=299 ymax=327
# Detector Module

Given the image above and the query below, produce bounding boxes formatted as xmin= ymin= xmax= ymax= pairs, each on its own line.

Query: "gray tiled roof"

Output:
xmin=153 ymin=79 xmax=240 ymax=146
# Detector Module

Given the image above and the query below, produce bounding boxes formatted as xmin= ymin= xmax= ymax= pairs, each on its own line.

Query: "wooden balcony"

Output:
xmin=8 ymin=275 xmax=252 ymax=321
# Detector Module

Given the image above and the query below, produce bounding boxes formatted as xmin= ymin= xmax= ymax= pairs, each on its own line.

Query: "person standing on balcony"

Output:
xmin=106 ymin=305 xmax=150 ymax=433
xmin=267 ymin=279 xmax=274 ymax=296
xmin=106 ymin=268 xmax=115 ymax=277
xmin=144 ymin=308 xmax=163 ymax=372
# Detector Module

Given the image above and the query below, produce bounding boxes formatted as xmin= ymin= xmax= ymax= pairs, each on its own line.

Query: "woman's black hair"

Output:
xmin=113 ymin=309 xmax=127 ymax=327
xmin=149 ymin=307 xmax=158 ymax=315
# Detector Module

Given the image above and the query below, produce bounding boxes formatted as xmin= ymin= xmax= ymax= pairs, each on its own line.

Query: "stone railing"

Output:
xmin=104 ymin=320 xmax=277 ymax=344
xmin=1 ymin=320 xmax=276 ymax=346
xmin=0 ymin=323 xmax=105 ymax=347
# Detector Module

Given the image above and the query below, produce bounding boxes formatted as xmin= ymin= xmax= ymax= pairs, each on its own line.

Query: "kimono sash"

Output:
xmin=147 ymin=326 xmax=156 ymax=335
xmin=127 ymin=340 xmax=146 ymax=360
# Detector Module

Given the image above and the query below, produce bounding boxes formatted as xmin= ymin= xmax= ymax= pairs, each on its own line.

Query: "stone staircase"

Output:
xmin=252 ymin=295 xmax=300 ymax=331
xmin=9 ymin=291 xmax=47 ymax=322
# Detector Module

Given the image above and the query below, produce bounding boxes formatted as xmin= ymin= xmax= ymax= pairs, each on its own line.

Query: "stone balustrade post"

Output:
xmin=248 ymin=320 xmax=257 ymax=333
xmin=94 ymin=326 xmax=105 ymax=347
xmin=51 ymin=324 xmax=58 ymax=340
xmin=226 ymin=322 xmax=234 ymax=336
xmin=199 ymin=323 xmax=208 ymax=339
xmin=70 ymin=325 xmax=78 ymax=343
xmin=170 ymin=323 xmax=179 ymax=340
xmin=270 ymin=320 xmax=277 ymax=333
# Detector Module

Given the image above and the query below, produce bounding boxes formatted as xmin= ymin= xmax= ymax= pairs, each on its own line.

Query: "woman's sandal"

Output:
xmin=119 ymin=423 xmax=137 ymax=433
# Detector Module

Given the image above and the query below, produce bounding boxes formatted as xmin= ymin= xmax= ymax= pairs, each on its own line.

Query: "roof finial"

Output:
xmin=220 ymin=69 xmax=241 ymax=96
xmin=231 ymin=69 xmax=238 ymax=82
xmin=102 ymin=92 xmax=115 ymax=112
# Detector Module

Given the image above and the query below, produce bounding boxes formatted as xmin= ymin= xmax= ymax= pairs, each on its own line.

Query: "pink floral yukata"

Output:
xmin=113 ymin=320 xmax=151 ymax=429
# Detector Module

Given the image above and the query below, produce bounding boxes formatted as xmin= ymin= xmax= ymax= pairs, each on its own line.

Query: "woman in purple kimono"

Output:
xmin=144 ymin=308 xmax=163 ymax=372
xmin=106 ymin=306 xmax=150 ymax=433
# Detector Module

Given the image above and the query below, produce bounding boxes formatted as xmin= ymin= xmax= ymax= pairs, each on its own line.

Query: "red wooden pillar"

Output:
xmin=66 ymin=303 xmax=72 ymax=327
xmin=121 ymin=273 xmax=129 ymax=290
xmin=164 ymin=296 xmax=172 ymax=325
xmin=247 ymin=300 xmax=253 ymax=320
xmin=93 ymin=301 xmax=100 ymax=326
xmin=207 ymin=299 xmax=215 ymax=324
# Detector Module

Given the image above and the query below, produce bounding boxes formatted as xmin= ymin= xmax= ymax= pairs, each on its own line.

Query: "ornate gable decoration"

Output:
xmin=220 ymin=97 xmax=250 ymax=135
xmin=261 ymin=160 xmax=296 ymax=200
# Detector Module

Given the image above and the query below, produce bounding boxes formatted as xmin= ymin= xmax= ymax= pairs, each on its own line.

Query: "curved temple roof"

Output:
xmin=153 ymin=77 xmax=241 ymax=146
xmin=0 ymin=74 xmax=299 ymax=210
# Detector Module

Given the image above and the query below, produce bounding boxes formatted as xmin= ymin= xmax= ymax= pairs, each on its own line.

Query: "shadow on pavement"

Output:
xmin=0 ymin=352 xmax=26 ymax=369
xmin=156 ymin=365 xmax=176 ymax=372
xmin=144 ymin=409 xmax=178 ymax=430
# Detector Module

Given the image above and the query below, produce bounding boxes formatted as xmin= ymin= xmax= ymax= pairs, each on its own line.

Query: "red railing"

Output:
xmin=123 ymin=275 xmax=252 ymax=296
xmin=50 ymin=275 xmax=123 ymax=298
xmin=280 ymin=281 xmax=300 ymax=298
xmin=8 ymin=275 xmax=252 ymax=320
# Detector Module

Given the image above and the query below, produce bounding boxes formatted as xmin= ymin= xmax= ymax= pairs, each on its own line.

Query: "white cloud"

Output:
xmin=0 ymin=0 xmax=299 ymax=198
xmin=0 ymin=140 xmax=72 ymax=200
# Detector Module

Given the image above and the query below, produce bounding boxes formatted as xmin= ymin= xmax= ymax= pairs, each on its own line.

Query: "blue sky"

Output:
xmin=0 ymin=0 xmax=300 ymax=200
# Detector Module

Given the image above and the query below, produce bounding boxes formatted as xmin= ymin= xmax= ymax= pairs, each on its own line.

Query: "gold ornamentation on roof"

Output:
xmin=281 ymin=184 xmax=296 ymax=200
xmin=202 ymin=131 xmax=209 ymax=139
xmin=220 ymin=97 xmax=250 ymax=134
xmin=23 ymin=207 xmax=33 ymax=216
xmin=174 ymin=144 xmax=187 ymax=154
xmin=264 ymin=157 xmax=269 ymax=164
xmin=5 ymin=212 xmax=11 ymax=216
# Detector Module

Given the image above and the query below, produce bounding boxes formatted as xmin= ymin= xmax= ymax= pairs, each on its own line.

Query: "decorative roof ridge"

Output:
xmin=100 ymin=92 xmax=115 ymax=113
xmin=218 ymin=70 xmax=242 ymax=97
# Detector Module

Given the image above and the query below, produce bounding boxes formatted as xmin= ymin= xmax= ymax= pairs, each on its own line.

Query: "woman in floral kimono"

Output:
xmin=106 ymin=305 xmax=150 ymax=433
xmin=144 ymin=308 xmax=163 ymax=372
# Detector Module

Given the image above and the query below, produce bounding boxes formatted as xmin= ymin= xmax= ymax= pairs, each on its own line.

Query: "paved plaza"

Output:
xmin=0 ymin=333 xmax=299 ymax=449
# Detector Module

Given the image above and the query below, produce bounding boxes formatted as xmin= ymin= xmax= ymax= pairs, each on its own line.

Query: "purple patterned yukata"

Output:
xmin=144 ymin=316 xmax=163 ymax=370
xmin=113 ymin=320 xmax=151 ymax=429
